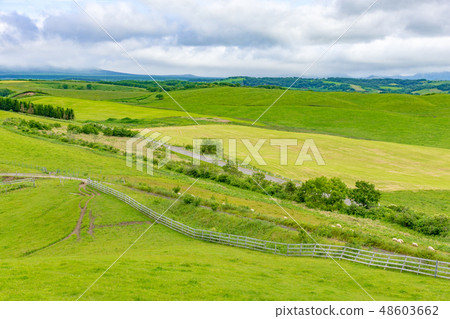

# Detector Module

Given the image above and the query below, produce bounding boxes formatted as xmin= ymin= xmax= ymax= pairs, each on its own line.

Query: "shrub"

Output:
xmin=81 ymin=123 xmax=100 ymax=135
xmin=183 ymin=194 xmax=195 ymax=205
xmin=0 ymin=88 xmax=13 ymax=97
xmin=296 ymin=177 xmax=348 ymax=210
xmin=172 ymin=186 xmax=181 ymax=194
xmin=193 ymin=197 xmax=202 ymax=206
xmin=349 ymin=180 xmax=381 ymax=208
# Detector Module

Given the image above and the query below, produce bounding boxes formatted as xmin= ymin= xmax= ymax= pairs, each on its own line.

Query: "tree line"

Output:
xmin=0 ymin=97 xmax=75 ymax=120
xmin=158 ymin=157 xmax=448 ymax=237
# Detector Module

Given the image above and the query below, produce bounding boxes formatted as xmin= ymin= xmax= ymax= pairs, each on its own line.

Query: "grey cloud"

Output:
xmin=0 ymin=11 xmax=39 ymax=43
xmin=0 ymin=0 xmax=449 ymax=77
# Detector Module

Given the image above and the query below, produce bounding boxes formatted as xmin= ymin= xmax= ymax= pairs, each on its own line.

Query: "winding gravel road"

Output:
xmin=164 ymin=144 xmax=291 ymax=185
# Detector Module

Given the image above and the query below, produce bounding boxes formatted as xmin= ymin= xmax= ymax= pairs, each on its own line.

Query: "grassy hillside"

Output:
xmin=2 ymin=81 xmax=449 ymax=148
xmin=0 ymin=80 xmax=147 ymax=100
xmin=127 ymin=87 xmax=450 ymax=148
xmin=1 ymin=79 xmax=448 ymax=301
xmin=151 ymin=124 xmax=450 ymax=191
xmin=23 ymin=96 xmax=198 ymax=122
xmin=1 ymin=123 xmax=448 ymax=255
xmin=1 ymin=180 xmax=449 ymax=301
xmin=381 ymin=190 xmax=450 ymax=217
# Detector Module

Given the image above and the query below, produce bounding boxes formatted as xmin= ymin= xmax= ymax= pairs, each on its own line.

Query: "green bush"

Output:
xmin=0 ymin=88 xmax=13 ymax=97
xmin=210 ymin=202 xmax=219 ymax=211
xmin=349 ymin=180 xmax=381 ymax=208
xmin=183 ymin=194 xmax=195 ymax=205
xmin=296 ymin=176 xmax=348 ymax=210
xmin=172 ymin=186 xmax=181 ymax=194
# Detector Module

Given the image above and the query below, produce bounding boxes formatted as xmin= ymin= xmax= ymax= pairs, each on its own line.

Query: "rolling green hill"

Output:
xmin=128 ymin=87 xmax=450 ymax=148
xmin=0 ymin=79 xmax=449 ymax=301
xmin=1 ymin=178 xmax=449 ymax=301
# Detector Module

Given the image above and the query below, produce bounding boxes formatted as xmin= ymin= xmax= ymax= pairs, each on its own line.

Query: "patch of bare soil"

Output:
xmin=56 ymin=182 xmax=97 ymax=243
xmin=194 ymin=117 xmax=230 ymax=123
xmin=15 ymin=91 xmax=37 ymax=98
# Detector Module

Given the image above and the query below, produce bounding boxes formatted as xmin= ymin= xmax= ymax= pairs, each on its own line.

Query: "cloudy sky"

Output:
xmin=1 ymin=0 xmax=449 ymax=77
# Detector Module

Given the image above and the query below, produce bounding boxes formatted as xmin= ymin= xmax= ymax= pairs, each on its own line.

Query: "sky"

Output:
xmin=0 ymin=0 xmax=449 ymax=77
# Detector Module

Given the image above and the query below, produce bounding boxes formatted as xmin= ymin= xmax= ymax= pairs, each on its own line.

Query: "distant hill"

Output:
xmin=217 ymin=76 xmax=450 ymax=94
xmin=1 ymin=68 xmax=449 ymax=94
xmin=398 ymin=72 xmax=450 ymax=81
xmin=368 ymin=71 xmax=450 ymax=81
xmin=0 ymin=68 xmax=221 ymax=82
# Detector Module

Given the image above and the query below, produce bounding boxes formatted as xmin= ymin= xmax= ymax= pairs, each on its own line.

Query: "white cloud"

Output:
xmin=0 ymin=0 xmax=449 ymax=76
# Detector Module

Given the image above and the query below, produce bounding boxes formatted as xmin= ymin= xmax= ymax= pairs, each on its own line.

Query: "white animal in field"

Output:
xmin=331 ymin=225 xmax=336 ymax=228
xmin=251 ymin=208 xmax=255 ymax=212
xmin=397 ymin=239 xmax=404 ymax=244
xmin=336 ymin=224 xmax=342 ymax=228
xmin=412 ymin=242 xmax=418 ymax=247
xmin=428 ymin=246 xmax=435 ymax=251
xmin=392 ymin=238 xmax=398 ymax=242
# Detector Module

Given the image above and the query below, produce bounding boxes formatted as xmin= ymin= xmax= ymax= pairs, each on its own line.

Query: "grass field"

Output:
xmin=0 ymin=80 xmax=147 ymax=100
xmin=1 ymin=180 xmax=449 ymax=301
xmin=23 ymin=96 xmax=201 ymax=122
xmin=151 ymin=124 xmax=450 ymax=191
xmin=381 ymin=190 xmax=450 ymax=217
xmin=126 ymin=87 xmax=450 ymax=149
xmin=1 ymin=79 xmax=449 ymax=301
xmin=2 ymin=81 xmax=450 ymax=148
xmin=1 ymin=124 xmax=448 ymax=256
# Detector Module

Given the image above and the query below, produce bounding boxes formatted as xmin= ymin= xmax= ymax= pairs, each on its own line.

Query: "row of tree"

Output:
xmin=0 ymin=97 xmax=75 ymax=120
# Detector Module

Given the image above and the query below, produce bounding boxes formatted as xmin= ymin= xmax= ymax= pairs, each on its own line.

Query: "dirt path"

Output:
xmin=162 ymin=144 xmax=291 ymax=184
xmin=62 ymin=182 xmax=97 ymax=241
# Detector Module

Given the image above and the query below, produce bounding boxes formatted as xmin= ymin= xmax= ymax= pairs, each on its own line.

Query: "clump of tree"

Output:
xmin=68 ymin=123 xmax=100 ymax=135
xmin=99 ymin=79 xmax=219 ymax=92
xmin=349 ymin=180 xmax=381 ymax=208
xmin=0 ymin=88 xmax=13 ymax=97
xmin=295 ymin=177 xmax=348 ymax=211
xmin=68 ymin=123 xmax=136 ymax=137
xmin=103 ymin=126 xmax=136 ymax=137
xmin=158 ymin=155 xmax=447 ymax=236
xmin=0 ymin=97 xmax=75 ymax=120
xmin=3 ymin=118 xmax=119 ymax=154
xmin=3 ymin=118 xmax=60 ymax=131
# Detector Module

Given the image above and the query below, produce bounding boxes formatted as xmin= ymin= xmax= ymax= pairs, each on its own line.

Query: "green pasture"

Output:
xmin=152 ymin=124 xmax=450 ymax=191
xmin=0 ymin=182 xmax=448 ymax=301
xmin=125 ymin=87 xmax=450 ymax=149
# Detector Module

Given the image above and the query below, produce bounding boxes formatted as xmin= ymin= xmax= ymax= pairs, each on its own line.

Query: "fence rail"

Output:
xmin=87 ymin=179 xmax=450 ymax=280
xmin=0 ymin=178 xmax=35 ymax=187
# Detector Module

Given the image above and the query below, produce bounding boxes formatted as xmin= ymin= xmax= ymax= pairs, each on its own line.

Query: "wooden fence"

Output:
xmin=87 ymin=179 xmax=450 ymax=280
xmin=0 ymin=178 xmax=35 ymax=190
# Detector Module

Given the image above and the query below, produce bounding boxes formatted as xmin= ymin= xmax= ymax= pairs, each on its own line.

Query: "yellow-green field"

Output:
xmin=1 ymin=79 xmax=449 ymax=301
xmin=154 ymin=124 xmax=450 ymax=190
xmin=25 ymin=96 xmax=198 ymax=121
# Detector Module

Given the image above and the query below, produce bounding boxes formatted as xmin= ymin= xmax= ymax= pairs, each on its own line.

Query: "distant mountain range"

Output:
xmin=1 ymin=68 xmax=450 ymax=81
xmin=0 ymin=68 xmax=221 ymax=82
xmin=394 ymin=72 xmax=450 ymax=81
